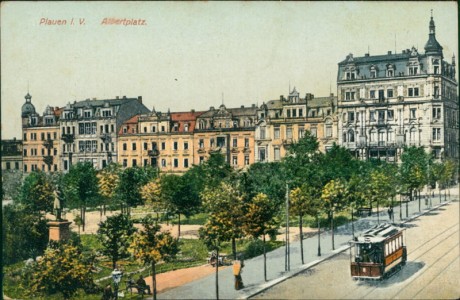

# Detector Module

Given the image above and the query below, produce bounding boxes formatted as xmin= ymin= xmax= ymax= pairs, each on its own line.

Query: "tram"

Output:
xmin=350 ymin=223 xmax=407 ymax=280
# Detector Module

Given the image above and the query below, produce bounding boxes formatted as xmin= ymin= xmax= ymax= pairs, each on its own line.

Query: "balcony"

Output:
xmin=148 ymin=149 xmax=159 ymax=157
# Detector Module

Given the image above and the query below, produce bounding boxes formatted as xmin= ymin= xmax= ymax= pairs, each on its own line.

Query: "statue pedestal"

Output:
xmin=48 ymin=220 xmax=72 ymax=242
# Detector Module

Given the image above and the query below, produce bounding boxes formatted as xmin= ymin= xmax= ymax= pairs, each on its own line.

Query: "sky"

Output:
xmin=1 ymin=1 xmax=458 ymax=139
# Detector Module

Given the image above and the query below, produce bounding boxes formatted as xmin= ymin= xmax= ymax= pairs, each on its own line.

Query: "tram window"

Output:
xmin=386 ymin=244 xmax=389 ymax=255
xmin=392 ymin=240 xmax=395 ymax=253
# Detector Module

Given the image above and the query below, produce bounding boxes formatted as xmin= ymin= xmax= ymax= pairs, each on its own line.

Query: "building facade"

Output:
xmin=118 ymin=109 xmax=204 ymax=173
xmin=255 ymin=88 xmax=338 ymax=162
xmin=21 ymin=93 xmax=62 ymax=173
xmin=57 ymin=96 xmax=150 ymax=172
xmin=337 ymin=16 xmax=458 ymax=162
xmin=194 ymin=104 xmax=257 ymax=169
xmin=1 ymin=138 xmax=23 ymax=171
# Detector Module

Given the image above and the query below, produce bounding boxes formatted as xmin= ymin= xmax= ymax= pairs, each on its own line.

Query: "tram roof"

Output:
xmin=355 ymin=223 xmax=401 ymax=243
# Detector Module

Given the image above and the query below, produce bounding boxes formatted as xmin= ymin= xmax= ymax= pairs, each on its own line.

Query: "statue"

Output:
xmin=53 ymin=187 xmax=62 ymax=221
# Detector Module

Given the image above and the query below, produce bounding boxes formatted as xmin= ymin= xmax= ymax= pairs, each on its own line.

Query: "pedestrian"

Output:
xmin=387 ymin=207 xmax=393 ymax=222
xmin=233 ymin=260 xmax=244 ymax=290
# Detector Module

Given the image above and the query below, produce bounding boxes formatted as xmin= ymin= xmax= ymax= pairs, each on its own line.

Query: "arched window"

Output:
xmin=410 ymin=127 xmax=417 ymax=141
xmin=343 ymin=132 xmax=347 ymax=142
xmin=348 ymin=130 xmax=355 ymax=142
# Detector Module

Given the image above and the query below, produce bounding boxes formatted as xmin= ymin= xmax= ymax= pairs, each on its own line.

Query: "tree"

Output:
xmin=201 ymin=181 xmax=245 ymax=260
xmin=367 ymin=167 xmax=394 ymax=224
xmin=243 ymin=193 xmax=279 ymax=281
xmin=140 ymin=178 xmax=163 ymax=219
xmin=321 ymin=179 xmax=347 ymax=250
xmin=2 ymin=204 xmax=49 ymax=265
xmin=63 ymin=162 xmax=100 ymax=232
xmin=19 ymin=171 xmax=55 ymax=217
xmin=289 ymin=183 xmax=321 ymax=264
xmin=282 ymin=132 xmax=320 ymax=188
xmin=318 ymin=143 xmax=358 ymax=184
xmin=97 ymin=163 xmax=122 ymax=215
xmin=27 ymin=242 xmax=96 ymax=299
xmin=97 ymin=213 xmax=137 ymax=269
xmin=400 ymin=146 xmax=428 ymax=212
xmin=116 ymin=166 xmax=157 ymax=214
xmin=159 ymin=174 xmax=201 ymax=238
xmin=346 ymin=174 xmax=367 ymax=236
xmin=129 ymin=215 xmax=179 ymax=300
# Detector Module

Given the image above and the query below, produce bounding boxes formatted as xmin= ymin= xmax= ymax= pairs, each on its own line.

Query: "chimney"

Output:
xmin=92 ymin=98 xmax=96 ymax=100
xmin=252 ymin=104 xmax=256 ymax=108
xmin=280 ymin=95 xmax=284 ymax=101
xmin=241 ymin=105 xmax=244 ymax=108
xmin=116 ymin=96 xmax=119 ymax=99
xmin=191 ymin=109 xmax=195 ymax=113
xmin=137 ymin=96 xmax=143 ymax=104
xmin=123 ymin=96 xmax=127 ymax=100
xmin=388 ymin=51 xmax=392 ymax=55
xmin=365 ymin=53 xmax=370 ymax=57
xmin=330 ymin=93 xmax=334 ymax=97
xmin=210 ymin=106 xmax=215 ymax=111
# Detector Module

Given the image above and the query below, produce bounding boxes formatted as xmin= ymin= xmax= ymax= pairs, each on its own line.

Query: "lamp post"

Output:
xmin=111 ymin=269 xmax=123 ymax=300
xmin=317 ymin=214 xmax=321 ymax=257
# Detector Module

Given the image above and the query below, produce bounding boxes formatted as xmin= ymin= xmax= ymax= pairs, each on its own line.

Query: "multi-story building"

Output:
xmin=21 ymin=93 xmax=62 ymax=173
xmin=337 ymin=16 xmax=458 ymax=162
xmin=117 ymin=109 xmax=204 ymax=173
xmin=255 ymin=88 xmax=338 ymax=162
xmin=194 ymin=104 xmax=257 ymax=168
xmin=1 ymin=138 xmax=23 ymax=171
xmin=58 ymin=96 xmax=149 ymax=171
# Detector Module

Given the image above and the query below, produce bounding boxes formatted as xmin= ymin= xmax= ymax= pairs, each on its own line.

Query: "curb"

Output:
xmin=241 ymin=199 xmax=452 ymax=299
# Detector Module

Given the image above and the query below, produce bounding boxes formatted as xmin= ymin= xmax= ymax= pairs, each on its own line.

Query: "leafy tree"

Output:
xmin=19 ymin=171 xmax=55 ymax=217
xmin=97 ymin=163 xmax=122 ymax=214
xmin=159 ymin=174 xmax=201 ymax=238
xmin=200 ymin=152 xmax=234 ymax=189
xmin=367 ymin=168 xmax=394 ymax=223
xmin=27 ymin=242 xmax=96 ymax=299
xmin=282 ymin=132 xmax=320 ymax=188
xmin=129 ymin=215 xmax=179 ymax=300
xmin=318 ymin=143 xmax=358 ymax=184
xmin=2 ymin=204 xmax=49 ymax=264
xmin=243 ymin=193 xmax=279 ymax=281
xmin=201 ymin=181 xmax=245 ymax=260
xmin=240 ymin=162 xmax=286 ymax=207
xmin=116 ymin=166 xmax=157 ymax=214
xmin=63 ymin=162 xmax=100 ymax=232
xmin=345 ymin=174 xmax=367 ymax=236
xmin=289 ymin=183 xmax=321 ymax=264
xmin=140 ymin=178 xmax=163 ymax=219
xmin=321 ymin=179 xmax=347 ymax=250
xmin=399 ymin=146 xmax=429 ymax=209
xmin=97 ymin=214 xmax=137 ymax=269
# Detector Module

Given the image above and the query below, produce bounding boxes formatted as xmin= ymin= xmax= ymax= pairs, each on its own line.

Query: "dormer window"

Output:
xmin=409 ymin=66 xmax=418 ymax=75
xmin=184 ymin=124 xmax=189 ymax=132
xmin=387 ymin=69 xmax=394 ymax=77
xmin=84 ymin=110 xmax=92 ymax=118
xmin=102 ymin=109 xmax=112 ymax=117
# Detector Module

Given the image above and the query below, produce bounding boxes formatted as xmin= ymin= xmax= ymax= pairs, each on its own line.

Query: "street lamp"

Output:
xmin=317 ymin=213 xmax=321 ymax=257
xmin=111 ymin=268 xmax=123 ymax=300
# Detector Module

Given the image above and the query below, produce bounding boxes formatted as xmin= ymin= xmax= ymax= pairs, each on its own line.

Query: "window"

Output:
xmin=232 ymin=156 xmax=238 ymax=166
xmin=144 ymin=127 xmax=147 ymax=133
xmin=260 ymin=127 xmax=266 ymax=139
xmin=161 ymin=142 xmax=166 ymax=150
xmin=173 ymin=159 xmax=178 ymax=168
xmin=408 ymin=87 xmax=419 ymax=97
xmin=286 ymin=127 xmax=293 ymax=139
xmin=274 ymin=148 xmax=280 ymax=161
xmin=274 ymin=127 xmax=280 ymax=139
xmin=161 ymin=126 xmax=165 ymax=132
xmin=345 ymin=91 xmax=355 ymax=100
xmin=370 ymin=90 xmax=376 ymax=99
xmin=370 ymin=111 xmax=376 ymax=122
xmin=387 ymin=89 xmax=394 ymax=98
xmin=84 ymin=110 xmax=92 ymax=118
xmin=409 ymin=66 xmax=418 ymax=75
xmin=123 ymin=159 xmax=127 ymax=167
xmin=378 ymin=90 xmax=385 ymax=101
xmin=370 ymin=70 xmax=377 ymax=78
xmin=199 ymin=139 xmax=204 ymax=149
xmin=144 ymin=159 xmax=148 ymax=166
xmin=152 ymin=126 xmax=156 ymax=133
xmin=410 ymin=128 xmax=417 ymax=142
xmin=184 ymin=159 xmax=189 ymax=168
xmin=161 ymin=159 xmax=166 ymax=167
xmin=292 ymin=109 xmax=297 ymax=118
xmin=244 ymin=138 xmax=249 ymax=148
xmin=378 ymin=110 xmax=385 ymax=123
xmin=432 ymin=128 xmax=441 ymax=141
xmin=287 ymin=109 xmax=291 ymax=118
xmin=6 ymin=162 xmax=11 ymax=170
xmin=144 ymin=142 xmax=148 ymax=150
xmin=102 ymin=110 xmax=112 ymax=117
xmin=387 ymin=110 xmax=394 ymax=120
xmin=432 ymin=107 xmax=441 ymax=119
xmin=434 ymin=66 xmax=439 ymax=74
xmin=184 ymin=142 xmax=189 ymax=150
xmin=387 ymin=69 xmax=394 ymax=77
xmin=348 ymin=130 xmax=355 ymax=142
xmin=173 ymin=142 xmax=178 ymax=150
xmin=259 ymin=148 xmax=266 ymax=162
xmin=23 ymin=149 xmax=27 ymax=156
xmin=410 ymin=109 xmax=416 ymax=119
xmin=311 ymin=127 xmax=317 ymax=137
xmin=200 ymin=156 xmax=204 ymax=164
xmin=184 ymin=124 xmax=189 ymax=132
xmin=433 ymin=86 xmax=440 ymax=98
xmin=298 ymin=128 xmax=305 ymax=139
xmin=232 ymin=138 xmax=238 ymax=148
xmin=132 ymin=143 xmax=136 ymax=151
xmin=217 ymin=137 xmax=225 ymax=148
xmin=326 ymin=125 xmax=332 ymax=137
xmin=348 ymin=112 xmax=355 ymax=122
xmin=244 ymin=155 xmax=250 ymax=165
xmin=299 ymin=109 xmax=303 ymax=117
xmin=132 ymin=159 xmax=137 ymax=167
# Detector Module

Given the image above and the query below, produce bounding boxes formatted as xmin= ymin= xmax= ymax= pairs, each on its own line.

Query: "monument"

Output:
xmin=48 ymin=186 xmax=72 ymax=241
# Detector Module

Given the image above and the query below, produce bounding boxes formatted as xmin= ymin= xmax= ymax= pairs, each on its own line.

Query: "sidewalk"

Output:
xmin=153 ymin=185 xmax=458 ymax=300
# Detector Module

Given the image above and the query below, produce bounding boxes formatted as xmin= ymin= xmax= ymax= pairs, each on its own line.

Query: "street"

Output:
xmin=254 ymin=199 xmax=459 ymax=299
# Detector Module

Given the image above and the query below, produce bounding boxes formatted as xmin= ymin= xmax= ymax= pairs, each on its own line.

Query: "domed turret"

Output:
xmin=424 ymin=14 xmax=443 ymax=58
xmin=21 ymin=93 xmax=36 ymax=117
